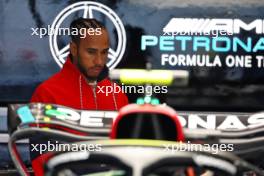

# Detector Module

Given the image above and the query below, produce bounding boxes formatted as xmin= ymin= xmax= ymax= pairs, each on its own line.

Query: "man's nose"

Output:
xmin=94 ymin=54 xmax=104 ymax=66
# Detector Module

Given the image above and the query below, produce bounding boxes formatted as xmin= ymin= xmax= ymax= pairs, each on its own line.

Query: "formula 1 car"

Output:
xmin=7 ymin=102 xmax=264 ymax=176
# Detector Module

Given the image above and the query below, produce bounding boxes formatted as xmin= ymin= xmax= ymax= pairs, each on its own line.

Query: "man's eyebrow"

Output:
xmin=86 ymin=48 xmax=97 ymax=51
xmin=103 ymin=48 xmax=109 ymax=51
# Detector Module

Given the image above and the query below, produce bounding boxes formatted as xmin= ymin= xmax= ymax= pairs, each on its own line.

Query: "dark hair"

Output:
xmin=70 ymin=18 xmax=105 ymax=44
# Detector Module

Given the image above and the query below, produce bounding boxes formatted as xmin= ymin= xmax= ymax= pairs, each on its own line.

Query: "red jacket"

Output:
xmin=31 ymin=57 xmax=128 ymax=110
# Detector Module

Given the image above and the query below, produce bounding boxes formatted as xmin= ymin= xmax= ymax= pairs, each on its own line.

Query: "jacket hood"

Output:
xmin=97 ymin=65 xmax=109 ymax=82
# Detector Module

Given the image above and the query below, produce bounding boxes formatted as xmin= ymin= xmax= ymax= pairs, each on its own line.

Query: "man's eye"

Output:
xmin=102 ymin=50 xmax=108 ymax=55
xmin=87 ymin=50 xmax=96 ymax=54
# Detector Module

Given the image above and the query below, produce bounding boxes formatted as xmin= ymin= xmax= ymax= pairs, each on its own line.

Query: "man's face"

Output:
xmin=71 ymin=28 xmax=109 ymax=81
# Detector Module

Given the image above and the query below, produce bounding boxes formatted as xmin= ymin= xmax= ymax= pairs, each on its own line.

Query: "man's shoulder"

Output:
xmin=32 ymin=72 xmax=66 ymax=99
xmin=31 ymin=71 xmax=67 ymax=103
xmin=39 ymin=71 xmax=65 ymax=89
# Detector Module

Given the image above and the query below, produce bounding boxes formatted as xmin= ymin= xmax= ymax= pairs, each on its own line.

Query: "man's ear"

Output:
xmin=70 ymin=41 xmax=77 ymax=58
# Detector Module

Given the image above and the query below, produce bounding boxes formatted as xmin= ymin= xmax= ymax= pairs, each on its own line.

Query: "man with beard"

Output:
xmin=31 ymin=18 xmax=128 ymax=110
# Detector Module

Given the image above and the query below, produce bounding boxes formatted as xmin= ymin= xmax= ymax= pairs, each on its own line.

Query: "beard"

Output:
xmin=76 ymin=55 xmax=97 ymax=81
